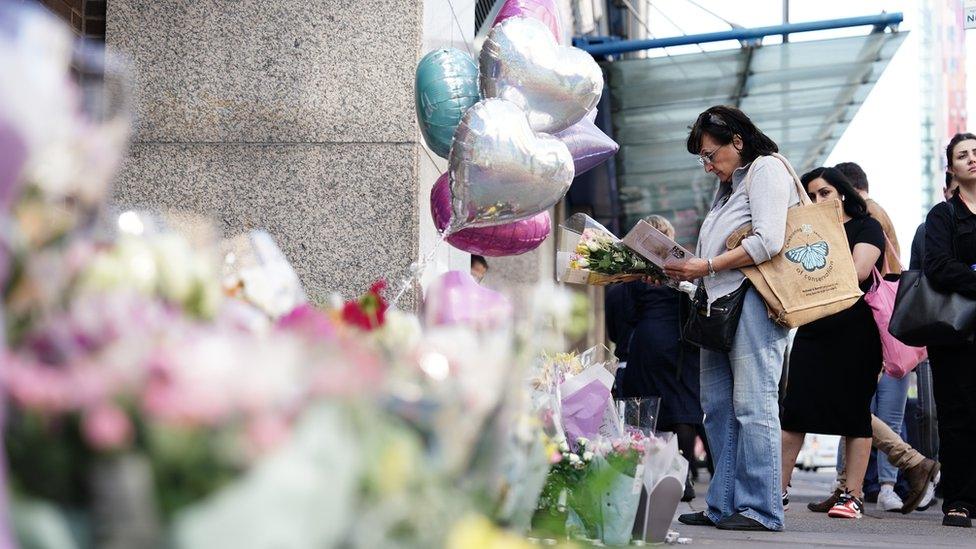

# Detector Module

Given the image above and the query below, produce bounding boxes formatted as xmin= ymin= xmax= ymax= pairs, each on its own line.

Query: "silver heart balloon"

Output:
xmin=449 ymin=98 xmax=574 ymax=229
xmin=480 ymin=17 xmax=603 ymax=134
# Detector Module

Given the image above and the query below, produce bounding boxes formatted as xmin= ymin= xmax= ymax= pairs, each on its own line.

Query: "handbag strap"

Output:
xmin=742 ymin=153 xmax=812 ymax=207
xmin=880 ymin=233 xmax=904 ymax=275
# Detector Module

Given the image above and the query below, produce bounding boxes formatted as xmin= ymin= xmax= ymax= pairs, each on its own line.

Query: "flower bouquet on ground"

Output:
xmin=556 ymin=213 xmax=666 ymax=286
xmin=532 ymin=430 xmax=647 ymax=545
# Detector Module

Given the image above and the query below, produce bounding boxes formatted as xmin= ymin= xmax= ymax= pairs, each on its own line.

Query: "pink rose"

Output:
xmin=82 ymin=404 xmax=133 ymax=451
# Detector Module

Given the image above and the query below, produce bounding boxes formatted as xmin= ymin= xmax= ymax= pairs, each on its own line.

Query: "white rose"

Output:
xmin=585 ymin=240 xmax=601 ymax=252
xmin=568 ymin=453 xmax=581 ymax=464
xmin=582 ymin=451 xmax=594 ymax=462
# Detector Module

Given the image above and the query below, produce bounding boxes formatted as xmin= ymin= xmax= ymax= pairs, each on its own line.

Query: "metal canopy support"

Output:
xmin=573 ymin=12 xmax=903 ymax=56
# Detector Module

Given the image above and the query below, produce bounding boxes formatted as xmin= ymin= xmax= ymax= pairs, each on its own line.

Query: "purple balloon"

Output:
xmin=422 ymin=270 xmax=512 ymax=329
xmin=431 ymin=172 xmax=550 ymax=257
xmin=492 ymin=0 xmax=564 ymax=44
xmin=554 ymin=109 xmax=619 ymax=176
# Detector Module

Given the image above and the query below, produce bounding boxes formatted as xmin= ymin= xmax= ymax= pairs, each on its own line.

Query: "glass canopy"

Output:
xmin=607 ymin=30 xmax=908 ymax=247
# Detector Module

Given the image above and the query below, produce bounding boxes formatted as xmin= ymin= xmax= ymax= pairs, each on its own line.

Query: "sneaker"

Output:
xmin=782 ymin=490 xmax=790 ymax=511
xmin=808 ymin=488 xmax=843 ymax=513
xmin=827 ymin=493 xmax=864 ymax=519
xmin=878 ymin=485 xmax=904 ymax=512
xmin=916 ymin=472 xmax=941 ymax=512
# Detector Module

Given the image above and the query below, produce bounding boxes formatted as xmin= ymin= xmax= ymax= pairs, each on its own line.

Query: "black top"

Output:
xmin=605 ymin=283 xmax=637 ymax=362
xmin=910 ymin=222 xmax=926 ymax=271
xmin=924 ymin=194 xmax=976 ymax=299
xmin=845 ymin=215 xmax=886 ymax=291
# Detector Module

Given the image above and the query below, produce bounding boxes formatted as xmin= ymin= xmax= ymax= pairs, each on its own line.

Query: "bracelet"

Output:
xmin=707 ymin=258 xmax=716 ymax=278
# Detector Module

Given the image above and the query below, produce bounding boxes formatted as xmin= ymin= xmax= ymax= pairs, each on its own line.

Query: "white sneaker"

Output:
xmin=918 ymin=472 xmax=941 ymax=511
xmin=878 ymin=484 xmax=904 ymax=512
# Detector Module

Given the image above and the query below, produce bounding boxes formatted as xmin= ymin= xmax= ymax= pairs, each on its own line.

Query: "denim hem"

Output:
xmin=705 ymin=509 xmax=722 ymax=525
xmin=738 ymin=509 xmax=783 ymax=532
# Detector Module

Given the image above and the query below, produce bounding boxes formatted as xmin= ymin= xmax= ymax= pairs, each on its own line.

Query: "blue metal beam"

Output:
xmin=574 ymin=12 xmax=903 ymax=56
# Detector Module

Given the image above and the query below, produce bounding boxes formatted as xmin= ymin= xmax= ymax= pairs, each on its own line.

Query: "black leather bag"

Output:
xmin=682 ymin=281 xmax=750 ymax=353
xmin=889 ymin=201 xmax=976 ymax=347
xmin=888 ymin=269 xmax=976 ymax=347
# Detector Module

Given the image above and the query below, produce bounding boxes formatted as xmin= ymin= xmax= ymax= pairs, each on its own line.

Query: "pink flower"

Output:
xmin=245 ymin=414 xmax=290 ymax=457
xmin=82 ymin=404 xmax=133 ymax=451
xmin=277 ymin=303 xmax=336 ymax=340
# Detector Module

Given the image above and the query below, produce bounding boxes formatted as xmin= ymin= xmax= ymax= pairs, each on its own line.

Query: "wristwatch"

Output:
xmin=707 ymin=258 xmax=716 ymax=278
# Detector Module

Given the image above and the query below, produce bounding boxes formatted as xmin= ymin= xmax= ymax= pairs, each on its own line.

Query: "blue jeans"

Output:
xmin=871 ymin=372 xmax=910 ymax=484
xmin=700 ymin=287 xmax=790 ymax=530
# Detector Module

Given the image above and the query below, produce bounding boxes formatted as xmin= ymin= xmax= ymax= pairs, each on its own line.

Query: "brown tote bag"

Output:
xmin=725 ymin=153 xmax=862 ymax=328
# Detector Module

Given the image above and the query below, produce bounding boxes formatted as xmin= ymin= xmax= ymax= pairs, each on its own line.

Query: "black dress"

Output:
xmin=617 ymin=282 xmax=703 ymax=428
xmin=781 ymin=215 xmax=885 ymax=438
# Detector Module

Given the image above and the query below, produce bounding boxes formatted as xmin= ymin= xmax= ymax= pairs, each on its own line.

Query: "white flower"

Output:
xmin=582 ymin=451 xmax=594 ymax=462
xmin=568 ymin=453 xmax=581 ymax=465
xmin=577 ymin=437 xmax=589 ymax=448
xmin=585 ymin=240 xmax=601 ymax=252
xmin=576 ymin=257 xmax=589 ymax=268
xmin=558 ymin=440 xmax=570 ymax=453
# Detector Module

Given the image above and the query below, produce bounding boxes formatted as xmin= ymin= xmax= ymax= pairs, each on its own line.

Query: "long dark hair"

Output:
xmin=946 ymin=132 xmax=976 ymax=182
xmin=800 ymin=167 xmax=868 ymax=219
xmin=686 ymin=105 xmax=778 ymax=164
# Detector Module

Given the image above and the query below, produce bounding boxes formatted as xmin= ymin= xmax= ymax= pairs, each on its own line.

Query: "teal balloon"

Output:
xmin=415 ymin=48 xmax=480 ymax=158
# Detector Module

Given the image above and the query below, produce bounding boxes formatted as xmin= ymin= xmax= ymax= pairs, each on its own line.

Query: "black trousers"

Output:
xmin=929 ymin=341 xmax=976 ymax=515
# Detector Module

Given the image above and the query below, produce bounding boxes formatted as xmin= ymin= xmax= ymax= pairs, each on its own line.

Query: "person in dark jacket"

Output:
xmin=924 ymin=132 xmax=976 ymax=528
xmin=605 ymin=282 xmax=636 ymax=396
xmin=616 ymin=215 xmax=707 ymax=501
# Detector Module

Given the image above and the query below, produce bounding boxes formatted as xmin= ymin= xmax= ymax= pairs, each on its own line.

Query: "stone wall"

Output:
xmin=107 ymin=0 xmax=425 ymax=304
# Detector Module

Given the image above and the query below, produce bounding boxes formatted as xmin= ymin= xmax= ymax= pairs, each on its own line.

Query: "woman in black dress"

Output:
xmin=617 ymin=216 xmax=706 ymax=500
xmin=924 ymin=133 xmax=976 ymax=528
xmin=780 ymin=167 xmax=885 ymax=520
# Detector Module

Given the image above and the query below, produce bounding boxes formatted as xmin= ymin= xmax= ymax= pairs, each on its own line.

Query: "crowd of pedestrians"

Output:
xmin=608 ymin=105 xmax=976 ymax=532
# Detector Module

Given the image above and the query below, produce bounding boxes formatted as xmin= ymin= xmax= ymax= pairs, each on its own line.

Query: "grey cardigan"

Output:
xmin=695 ymin=155 xmax=801 ymax=307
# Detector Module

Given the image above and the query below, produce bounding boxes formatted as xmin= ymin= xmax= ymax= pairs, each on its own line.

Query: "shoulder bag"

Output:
xmin=888 ymin=203 xmax=976 ymax=346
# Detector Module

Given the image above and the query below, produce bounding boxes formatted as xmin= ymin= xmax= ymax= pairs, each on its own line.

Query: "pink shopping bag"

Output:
xmin=865 ymin=265 xmax=927 ymax=378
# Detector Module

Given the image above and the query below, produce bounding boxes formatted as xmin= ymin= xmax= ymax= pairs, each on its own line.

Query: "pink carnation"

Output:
xmin=82 ymin=404 xmax=133 ymax=451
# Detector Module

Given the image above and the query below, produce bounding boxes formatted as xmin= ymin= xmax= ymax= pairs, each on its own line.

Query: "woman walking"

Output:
xmin=617 ymin=215 xmax=707 ymax=501
xmin=779 ymin=167 xmax=885 ymax=520
xmin=666 ymin=106 xmax=799 ymax=532
xmin=924 ymin=132 xmax=976 ymax=528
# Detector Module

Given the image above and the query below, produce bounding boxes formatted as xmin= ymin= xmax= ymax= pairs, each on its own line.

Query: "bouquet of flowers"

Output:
xmin=532 ymin=430 xmax=648 ymax=545
xmin=556 ymin=213 xmax=665 ymax=286
xmin=533 ymin=345 xmax=621 ymax=446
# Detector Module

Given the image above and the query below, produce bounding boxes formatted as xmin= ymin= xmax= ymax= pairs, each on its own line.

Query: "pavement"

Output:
xmin=668 ymin=468 xmax=976 ymax=548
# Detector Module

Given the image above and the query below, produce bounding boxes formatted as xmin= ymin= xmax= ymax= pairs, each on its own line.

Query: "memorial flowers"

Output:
xmin=556 ymin=213 xmax=665 ymax=286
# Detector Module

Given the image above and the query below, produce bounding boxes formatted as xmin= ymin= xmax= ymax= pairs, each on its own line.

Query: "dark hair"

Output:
xmin=686 ymin=105 xmax=778 ymax=164
xmin=945 ymin=170 xmax=954 ymax=190
xmin=800 ymin=167 xmax=868 ymax=219
xmin=946 ymin=132 xmax=976 ymax=172
xmin=833 ymin=162 xmax=869 ymax=192
xmin=471 ymin=254 xmax=488 ymax=270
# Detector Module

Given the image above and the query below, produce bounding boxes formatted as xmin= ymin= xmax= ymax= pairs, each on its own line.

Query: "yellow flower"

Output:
xmin=446 ymin=515 xmax=533 ymax=549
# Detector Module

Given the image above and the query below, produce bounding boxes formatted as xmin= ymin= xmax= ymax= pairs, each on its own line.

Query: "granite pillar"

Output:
xmin=107 ymin=0 xmax=427 ymax=304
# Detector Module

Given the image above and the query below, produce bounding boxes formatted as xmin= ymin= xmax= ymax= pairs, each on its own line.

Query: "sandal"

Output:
xmin=943 ymin=507 xmax=972 ymax=528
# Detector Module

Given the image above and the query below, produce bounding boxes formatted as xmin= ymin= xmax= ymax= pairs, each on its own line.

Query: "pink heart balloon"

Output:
xmin=554 ymin=109 xmax=619 ymax=176
xmin=423 ymin=270 xmax=512 ymax=329
xmin=431 ymin=172 xmax=550 ymax=256
xmin=492 ymin=0 xmax=564 ymax=44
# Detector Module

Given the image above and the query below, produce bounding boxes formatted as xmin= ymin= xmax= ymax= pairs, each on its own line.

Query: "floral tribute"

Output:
xmin=556 ymin=213 xmax=665 ymax=286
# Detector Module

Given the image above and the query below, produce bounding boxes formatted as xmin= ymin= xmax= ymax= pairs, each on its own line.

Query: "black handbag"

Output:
xmin=889 ymin=201 xmax=976 ymax=346
xmin=888 ymin=269 xmax=976 ymax=346
xmin=682 ymin=280 xmax=750 ymax=353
